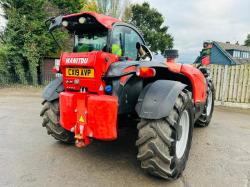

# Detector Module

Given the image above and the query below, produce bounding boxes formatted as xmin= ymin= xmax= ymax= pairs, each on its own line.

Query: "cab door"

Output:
xmin=109 ymin=24 xmax=146 ymax=114
xmin=110 ymin=24 xmax=145 ymax=60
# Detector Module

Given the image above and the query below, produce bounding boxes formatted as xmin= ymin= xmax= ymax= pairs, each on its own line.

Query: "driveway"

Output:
xmin=0 ymin=88 xmax=250 ymax=187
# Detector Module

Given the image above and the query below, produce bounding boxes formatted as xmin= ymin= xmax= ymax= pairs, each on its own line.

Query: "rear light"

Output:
xmin=136 ymin=67 xmax=156 ymax=78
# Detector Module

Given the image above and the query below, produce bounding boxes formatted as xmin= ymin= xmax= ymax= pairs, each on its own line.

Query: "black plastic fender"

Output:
xmin=135 ymin=80 xmax=187 ymax=119
xmin=42 ymin=77 xmax=64 ymax=101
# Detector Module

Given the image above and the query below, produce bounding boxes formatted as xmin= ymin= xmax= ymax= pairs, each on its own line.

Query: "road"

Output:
xmin=0 ymin=88 xmax=250 ymax=187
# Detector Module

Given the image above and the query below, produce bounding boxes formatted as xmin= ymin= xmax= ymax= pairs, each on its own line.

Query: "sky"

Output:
xmin=1 ymin=1 xmax=250 ymax=62
xmin=0 ymin=6 xmax=7 ymax=32
xmin=132 ymin=0 xmax=250 ymax=63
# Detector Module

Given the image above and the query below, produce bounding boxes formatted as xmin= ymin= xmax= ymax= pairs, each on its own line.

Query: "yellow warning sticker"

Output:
xmin=79 ymin=115 xmax=85 ymax=123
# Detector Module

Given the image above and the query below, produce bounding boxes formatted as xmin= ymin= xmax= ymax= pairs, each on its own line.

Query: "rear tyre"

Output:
xmin=136 ymin=90 xmax=194 ymax=180
xmin=40 ymin=100 xmax=74 ymax=143
xmin=195 ymin=81 xmax=215 ymax=127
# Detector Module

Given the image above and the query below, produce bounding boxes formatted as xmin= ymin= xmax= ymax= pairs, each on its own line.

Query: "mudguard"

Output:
xmin=135 ymin=80 xmax=187 ymax=119
xmin=42 ymin=77 xmax=64 ymax=101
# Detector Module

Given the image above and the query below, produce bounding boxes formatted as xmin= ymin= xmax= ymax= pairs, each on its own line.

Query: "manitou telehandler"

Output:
xmin=40 ymin=12 xmax=215 ymax=180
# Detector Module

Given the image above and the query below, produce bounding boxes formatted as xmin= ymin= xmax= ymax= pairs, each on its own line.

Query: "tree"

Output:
xmin=0 ymin=43 xmax=9 ymax=83
xmin=51 ymin=0 xmax=86 ymax=14
xmin=95 ymin=0 xmax=129 ymax=19
xmin=122 ymin=3 xmax=132 ymax=22
xmin=0 ymin=0 xmax=53 ymax=84
xmin=0 ymin=0 xmax=87 ymax=84
xmin=81 ymin=1 xmax=98 ymax=12
xmin=245 ymin=34 xmax=250 ymax=46
xmin=130 ymin=2 xmax=173 ymax=53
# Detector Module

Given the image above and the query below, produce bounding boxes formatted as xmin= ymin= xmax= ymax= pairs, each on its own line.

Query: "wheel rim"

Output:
xmin=206 ymin=90 xmax=213 ymax=116
xmin=176 ymin=110 xmax=190 ymax=159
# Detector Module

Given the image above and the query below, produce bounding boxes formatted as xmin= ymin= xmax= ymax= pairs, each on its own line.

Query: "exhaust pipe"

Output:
xmin=164 ymin=49 xmax=179 ymax=63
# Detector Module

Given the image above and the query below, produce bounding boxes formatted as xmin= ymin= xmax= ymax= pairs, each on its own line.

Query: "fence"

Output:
xmin=0 ymin=73 xmax=55 ymax=88
xmin=1 ymin=64 xmax=250 ymax=108
xmin=210 ymin=64 xmax=250 ymax=108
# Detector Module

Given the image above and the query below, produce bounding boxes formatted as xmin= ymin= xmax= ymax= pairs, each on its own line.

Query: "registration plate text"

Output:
xmin=66 ymin=68 xmax=94 ymax=78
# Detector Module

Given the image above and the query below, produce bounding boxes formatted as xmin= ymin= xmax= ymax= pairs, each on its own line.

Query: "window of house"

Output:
xmin=233 ymin=50 xmax=240 ymax=58
xmin=246 ymin=53 xmax=249 ymax=58
xmin=242 ymin=52 xmax=250 ymax=59
xmin=242 ymin=52 xmax=245 ymax=58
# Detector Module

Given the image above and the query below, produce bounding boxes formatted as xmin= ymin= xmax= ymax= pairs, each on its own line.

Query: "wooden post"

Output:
xmin=221 ymin=65 xmax=228 ymax=104
xmin=216 ymin=66 xmax=222 ymax=101
xmin=213 ymin=65 xmax=218 ymax=100
xmin=228 ymin=65 xmax=235 ymax=102
xmin=225 ymin=66 xmax=231 ymax=101
xmin=233 ymin=65 xmax=240 ymax=102
xmin=246 ymin=65 xmax=250 ymax=103
xmin=219 ymin=66 xmax=225 ymax=101
xmin=237 ymin=65 xmax=244 ymax=103
xmin=241 ymin=65 xmax=248 ymax=103
xmin=210 ymin=65 xmax=214 ymax=79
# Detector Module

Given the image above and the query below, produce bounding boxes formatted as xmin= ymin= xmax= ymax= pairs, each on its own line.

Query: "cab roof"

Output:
xmin=63 ymin=12 xmax=121 ymax=29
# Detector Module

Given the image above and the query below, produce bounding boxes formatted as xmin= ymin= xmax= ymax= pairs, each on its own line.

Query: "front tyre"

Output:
xmin=136 ymin=90 xmax=194 ymax=180
xmin=195 ymin=81 xmax=215 ymax=127
xmin=40 ymin=100 xmax=75 ymax=143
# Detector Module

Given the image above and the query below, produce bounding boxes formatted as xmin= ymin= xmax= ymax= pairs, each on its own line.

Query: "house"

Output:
xmin=196 ymin=41 xmax=250 ymax=65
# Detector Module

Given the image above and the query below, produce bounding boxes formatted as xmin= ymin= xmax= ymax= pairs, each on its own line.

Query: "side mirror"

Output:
xmin=47 ymin=16 xmax=63 ymax=32
xmin=136 ymin=42 xmax=153 ymax=61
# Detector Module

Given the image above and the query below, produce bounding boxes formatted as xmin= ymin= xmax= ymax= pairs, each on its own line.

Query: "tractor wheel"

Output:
xmin=195 ymin=81 xmax=215 ymax=127
xmin=40 ymin=99 xmax=75 ymax=143
xmin=136 ymin=90 xmax=193 ymax=180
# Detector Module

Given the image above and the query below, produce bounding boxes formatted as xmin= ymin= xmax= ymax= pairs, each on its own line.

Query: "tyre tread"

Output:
xmin=136 ymin=90 xmax=192 ymax=180
xmin=40 ymin=100 xmax=74 ymax=143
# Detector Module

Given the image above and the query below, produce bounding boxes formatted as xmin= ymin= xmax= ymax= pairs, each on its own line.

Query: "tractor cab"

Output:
xmin=48 ymin=12 xmax=148 ymax=59
xmin=47 ymin=12 xmax=151 ymax=94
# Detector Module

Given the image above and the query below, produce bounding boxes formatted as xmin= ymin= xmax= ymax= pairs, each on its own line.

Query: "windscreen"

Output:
xmin=74 ymin=30 xmax=108 ymax=52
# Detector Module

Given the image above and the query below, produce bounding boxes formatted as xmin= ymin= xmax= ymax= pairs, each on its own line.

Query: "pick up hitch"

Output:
xmin=74 ymin=124 xmax=92 ymax=148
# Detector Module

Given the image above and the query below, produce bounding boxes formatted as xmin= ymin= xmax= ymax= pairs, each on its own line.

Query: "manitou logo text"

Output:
xmin=65 ymin=58 xmax=88 ymax=65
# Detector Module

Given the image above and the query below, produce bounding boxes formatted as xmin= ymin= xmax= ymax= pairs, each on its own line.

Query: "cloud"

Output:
xmin=131 ymin=0 xmax=250 ymax=63
xmin=0 ymin=6 xmax=7 ymax=32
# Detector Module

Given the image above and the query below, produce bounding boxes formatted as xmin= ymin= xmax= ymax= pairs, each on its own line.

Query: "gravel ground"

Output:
xmin=0 ymin=88 xmax=250 ymax=187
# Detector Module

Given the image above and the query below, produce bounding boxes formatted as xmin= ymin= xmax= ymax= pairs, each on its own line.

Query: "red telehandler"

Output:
xmin=40 ymin=12 xmax=215 ymax=180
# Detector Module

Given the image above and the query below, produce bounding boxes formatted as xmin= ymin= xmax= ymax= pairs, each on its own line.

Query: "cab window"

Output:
xmin=111 ymin=26 xmax=124 ymax=56
xmin=74 ymin=30 xmax=108 ymax=52
xmin=111 ymin=26 xmax=144 ymax=60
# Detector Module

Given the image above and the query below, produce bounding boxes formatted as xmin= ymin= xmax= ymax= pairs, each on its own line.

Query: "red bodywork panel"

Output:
xmin=63 ymin=12 xmax=120 ymax=29
xmin=166 ymin=62 xmax=182 ymax=73
xmin=60 ymin=92 xmax=118 ymax=141
xmin=59 ymin=51 xmax=119 ymax=145
xmin=181 ymin=64 xmax=207 ymax=103
xmin=201 ymin=56 xmax=210 ymax=66
xmin=166 ymin=62 xmax=207 ymax=103
xmin=60 ymin=51 xmax=119 ymax=92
